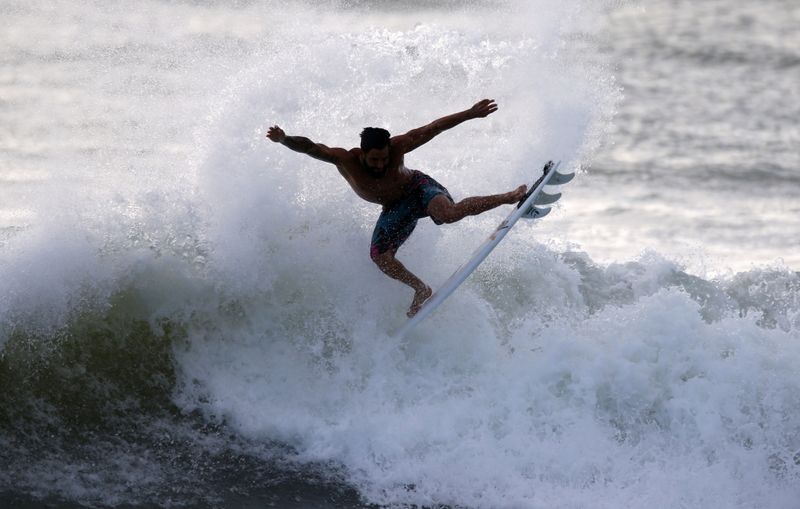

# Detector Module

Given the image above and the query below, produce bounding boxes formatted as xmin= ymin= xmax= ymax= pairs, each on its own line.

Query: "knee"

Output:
xmin=431 ymin=207 xmax=460 ymax=224
xmin=440 ymin=212 xmax=460 ymax=224
xmin=428 ymin=197 xmax=463 ymax=225
xmin=427 ymin=194 xmax=460 ymax=225
xmin=370 ymin=247 xmax=393 ymax=265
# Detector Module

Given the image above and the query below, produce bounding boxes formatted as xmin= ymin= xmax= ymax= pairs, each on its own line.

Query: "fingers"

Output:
xmin=266 ymin=125 xmax=284 ymax=142
xmin=472 ymin=98 xmax=498 ymax=117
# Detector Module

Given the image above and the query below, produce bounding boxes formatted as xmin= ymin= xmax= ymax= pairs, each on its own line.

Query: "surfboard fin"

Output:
xmin=535 ymin=192 xmax=561 ymax=205
xmin=548 ymin=171 xmax=575 ymax=185
xmin=521 ymin=206 xmax=551 ymax=219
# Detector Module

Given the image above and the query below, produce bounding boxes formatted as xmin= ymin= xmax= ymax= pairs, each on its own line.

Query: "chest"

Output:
xmin=342 ymin=159 xmax=413 ymax=203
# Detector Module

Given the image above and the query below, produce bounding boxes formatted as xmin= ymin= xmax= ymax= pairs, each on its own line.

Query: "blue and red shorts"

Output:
xmin=370 ymin=170 xmax=453 ymax=259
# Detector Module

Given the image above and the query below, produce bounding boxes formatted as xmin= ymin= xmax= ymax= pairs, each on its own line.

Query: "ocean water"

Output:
xmin=1 ymin=0 xmax=799 ymax=508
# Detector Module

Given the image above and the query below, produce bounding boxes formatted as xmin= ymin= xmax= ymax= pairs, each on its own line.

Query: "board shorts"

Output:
xmin=370 ymin=170 xmax=453 ymax=259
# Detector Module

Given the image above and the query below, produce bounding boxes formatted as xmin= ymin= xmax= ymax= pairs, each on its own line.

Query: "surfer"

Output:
xmin=266 ymin=99 xmax=526 ymax=317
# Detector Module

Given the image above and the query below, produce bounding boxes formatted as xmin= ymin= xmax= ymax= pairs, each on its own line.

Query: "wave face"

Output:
xmin=2 ymin=0 xmax=799 ymax=508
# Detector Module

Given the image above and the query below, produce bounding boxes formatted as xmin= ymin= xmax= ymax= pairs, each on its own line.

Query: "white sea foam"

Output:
xmin=174 ymin=254 xmax=800 ymax=508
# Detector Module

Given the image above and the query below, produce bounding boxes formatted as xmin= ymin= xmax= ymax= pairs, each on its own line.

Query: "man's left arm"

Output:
xmin=393 ymin=99 xmax=498 ymax=154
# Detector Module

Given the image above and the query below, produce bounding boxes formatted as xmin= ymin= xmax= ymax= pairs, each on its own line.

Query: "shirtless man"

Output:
xmin=266 ymin=99 xmax=526 ymax=317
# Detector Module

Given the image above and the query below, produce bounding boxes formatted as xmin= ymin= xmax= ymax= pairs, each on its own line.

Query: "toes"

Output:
xmin=407 ymin=287 xmax=432 ymax=318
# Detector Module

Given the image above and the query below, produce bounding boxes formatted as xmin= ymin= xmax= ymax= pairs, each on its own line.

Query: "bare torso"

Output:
xmin=336 ymin=144 xmax=414 ymax=206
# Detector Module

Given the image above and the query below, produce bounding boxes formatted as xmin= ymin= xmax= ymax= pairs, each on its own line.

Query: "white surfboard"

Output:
xmin=393 ymin=160 xmax=573 ymax=338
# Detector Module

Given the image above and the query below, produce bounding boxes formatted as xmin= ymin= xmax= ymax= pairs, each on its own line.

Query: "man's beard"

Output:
xmin=364 ymin=164 xmax=387 ymax=178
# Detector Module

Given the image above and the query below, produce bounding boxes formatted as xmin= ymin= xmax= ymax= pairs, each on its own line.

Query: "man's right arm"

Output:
xmin=266 ymin=125 xmax=347 ymax=165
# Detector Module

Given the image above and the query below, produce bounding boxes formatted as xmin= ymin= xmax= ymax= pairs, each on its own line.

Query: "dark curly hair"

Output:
xmin=360 ymin=127 xmax=391 ymax=152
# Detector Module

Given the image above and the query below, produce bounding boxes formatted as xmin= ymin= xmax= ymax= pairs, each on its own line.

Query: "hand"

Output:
xmin=266 ymin=125 xmax=286 ymax=143
xmin=468 ymin=99 xmax=498 ymax=118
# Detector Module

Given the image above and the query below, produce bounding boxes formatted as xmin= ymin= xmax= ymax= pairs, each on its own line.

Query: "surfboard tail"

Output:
xmin=517 ymin=161 xmax=555 ymax=209
xmin=518 ymin=160 xmax=578 ymax=221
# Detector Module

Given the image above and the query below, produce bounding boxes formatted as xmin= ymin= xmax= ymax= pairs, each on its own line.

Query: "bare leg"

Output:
xmin=372 ymin=250 xmax=432 ymax=317
xmin=428 ymin=185 xmax=527 ymax=224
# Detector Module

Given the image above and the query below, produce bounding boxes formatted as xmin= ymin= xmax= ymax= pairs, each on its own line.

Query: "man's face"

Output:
xmin=362 ymin=146 xmax=390 ymax=175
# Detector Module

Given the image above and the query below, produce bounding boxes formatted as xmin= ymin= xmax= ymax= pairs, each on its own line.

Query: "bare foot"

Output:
xmin=507 ymin=184 xmax=527 ymax=203
xmin=407 ymin=285 xmax=432 ymax=317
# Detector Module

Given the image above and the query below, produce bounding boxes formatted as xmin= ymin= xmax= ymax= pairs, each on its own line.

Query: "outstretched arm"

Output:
xmin=266 ymin=125 xmax=347 ymax=165
xmin=392 ymin=99 xmax=498 ymax=154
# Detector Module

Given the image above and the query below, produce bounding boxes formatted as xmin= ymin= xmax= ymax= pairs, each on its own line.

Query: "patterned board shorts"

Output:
xmin=369 ymin=170 xmax=453 ymax=259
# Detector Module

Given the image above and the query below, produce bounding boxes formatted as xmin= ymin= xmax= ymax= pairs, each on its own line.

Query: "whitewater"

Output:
xmin=1 ymin=0 xmax=799 ymax=508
